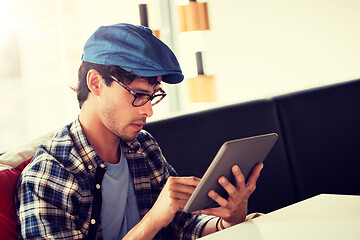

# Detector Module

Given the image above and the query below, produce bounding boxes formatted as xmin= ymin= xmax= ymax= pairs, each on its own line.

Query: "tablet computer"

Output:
xmin=183 ymin=133 xmax=278 ymax=213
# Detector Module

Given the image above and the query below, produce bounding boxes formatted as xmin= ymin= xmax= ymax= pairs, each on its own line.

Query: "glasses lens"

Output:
xmin=151 ymin=95 xmax=165 ymax=106
xmin=132 ymin=90 xmax=166 ymax=107
xmin=133 ymin=95 xmax=151 ymax=107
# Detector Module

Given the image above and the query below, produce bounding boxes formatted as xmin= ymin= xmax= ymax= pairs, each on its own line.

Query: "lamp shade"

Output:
xmin=187 ymin=74 xmax=216 ymax=102
xmin=178 ymin=2 xmax=210 ymax=32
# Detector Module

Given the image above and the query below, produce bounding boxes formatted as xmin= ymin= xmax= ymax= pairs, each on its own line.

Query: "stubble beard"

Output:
xmin=112 ymin=125 xmax=139 ymax=143
xmin=100 ymin=107 xmax=143 ymax=143
xmin=113 ymin=119 xmax=146 ymax=143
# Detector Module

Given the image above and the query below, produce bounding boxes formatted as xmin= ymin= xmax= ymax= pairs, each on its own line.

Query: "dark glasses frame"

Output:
xmin=110 ymin=75 xmax=167 ymax=107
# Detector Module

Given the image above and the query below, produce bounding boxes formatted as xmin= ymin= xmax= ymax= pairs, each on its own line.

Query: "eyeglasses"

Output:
xmin=110 ymin=75 xmax=167 ymax=107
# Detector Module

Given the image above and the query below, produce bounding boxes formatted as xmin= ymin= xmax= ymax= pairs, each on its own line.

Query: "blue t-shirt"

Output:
xmin=101 ymin=147 xmax=141 ymax=240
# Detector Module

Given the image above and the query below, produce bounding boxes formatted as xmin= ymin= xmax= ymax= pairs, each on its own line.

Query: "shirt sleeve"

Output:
xmin=173 ymin=212 xmax=215 ymax=240
xmin=160 ymin=153 xmax=215 ymax=239
xmin=15 ymin=159 xmax=85 ymax=239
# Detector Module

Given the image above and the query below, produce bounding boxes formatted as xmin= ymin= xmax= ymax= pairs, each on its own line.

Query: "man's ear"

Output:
xmin=87 ymin=69 xmax=104 ymax=96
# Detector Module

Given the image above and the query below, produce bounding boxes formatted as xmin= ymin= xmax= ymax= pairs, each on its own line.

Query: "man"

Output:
xmin=16 ymin=23 xmax=263 ymax=239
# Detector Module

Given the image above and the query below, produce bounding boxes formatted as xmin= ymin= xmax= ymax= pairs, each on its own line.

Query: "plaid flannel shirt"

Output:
xmin=16 ymin=118 xmax=213 ymax=239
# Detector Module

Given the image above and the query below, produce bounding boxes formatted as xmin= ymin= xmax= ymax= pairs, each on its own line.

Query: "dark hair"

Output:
xmin=74 ymin=61 xmax=158 ymax=108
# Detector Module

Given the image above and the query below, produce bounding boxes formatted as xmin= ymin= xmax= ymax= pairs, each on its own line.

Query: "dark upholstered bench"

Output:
xmin=145 ymin=78 xmax=360 ymax=214
xmin=274 ymin=79 xmax=360 ymax=201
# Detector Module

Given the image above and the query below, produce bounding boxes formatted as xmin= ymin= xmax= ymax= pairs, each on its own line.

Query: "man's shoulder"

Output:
xmin=37 ymin=123 xmax=75 ymax=160
xmin=22 ymin=124 xmax=71 ymax=167
xmin=20 ymin=152 xmax=69 ymax=181
xmin=19 ymin=125 xmax=87 ymax=194
xmin=137 ymin=129 xmax=156 ymax=143
xmin=137 ymin=130 xmax=162 ymax=152
xmin=26 ymin=122 xmax=84 ymax=174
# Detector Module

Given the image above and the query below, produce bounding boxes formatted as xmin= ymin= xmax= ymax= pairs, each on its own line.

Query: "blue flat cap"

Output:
xmin=81 ymin=23 xmax=184 ymax=84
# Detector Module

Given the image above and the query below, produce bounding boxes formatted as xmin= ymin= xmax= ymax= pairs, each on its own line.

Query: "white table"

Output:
xmin=200 ymin=194 xmax=360 ymax=240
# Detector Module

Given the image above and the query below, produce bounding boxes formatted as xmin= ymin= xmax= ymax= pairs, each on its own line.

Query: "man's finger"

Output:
xmin=232 ymin=165 xmax=246 ymax=189
xmin=167 ymin=177 xmax=200 ymax=195
xmin=167 ymin=176 xmax=201 ymax=186
xmin=245 ymin=163 xmax=263 ymax=190
xmin=218 ymin=175 xmax=239 ymax=197
xmin=208 ymin=190 xmax=228 ymax=207
xmin=168 ymin=190 xmax=192 ymax=201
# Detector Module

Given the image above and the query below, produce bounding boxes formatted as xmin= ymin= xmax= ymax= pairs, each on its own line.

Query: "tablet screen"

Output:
xmin=183 ymin=133 xmax=278 ymax=213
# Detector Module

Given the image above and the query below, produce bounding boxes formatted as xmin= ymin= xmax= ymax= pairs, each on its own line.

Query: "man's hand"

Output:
xmin=149 ymin=176 xmax=200 ymax=227
xmin=124 ymin=164 xmax=262 ymax=239
xmin=196 ymin=163 xmax=263 ymax=229
xmin=124 ymin=176 xmax=200 ymax=239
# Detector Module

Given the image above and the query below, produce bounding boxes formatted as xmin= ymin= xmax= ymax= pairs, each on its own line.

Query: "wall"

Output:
xmin=175 ymin=0 xmax=360 ymax=113
xmin=1 ymin=0 xmax=360 ymax=151
xmin=0 ymin=0 xmax=140 ymax=152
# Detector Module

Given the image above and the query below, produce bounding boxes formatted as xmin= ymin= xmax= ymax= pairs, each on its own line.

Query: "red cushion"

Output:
xmin=0 ymin=159 xmax=32 ymax=240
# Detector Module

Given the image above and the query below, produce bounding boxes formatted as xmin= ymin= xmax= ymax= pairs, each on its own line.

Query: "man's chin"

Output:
xmin=119 ymin=131 xmax=140 ymax=143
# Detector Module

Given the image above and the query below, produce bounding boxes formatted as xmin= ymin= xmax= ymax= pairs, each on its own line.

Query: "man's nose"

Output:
xmin=140 ymin=100 xmax=153 ymax=118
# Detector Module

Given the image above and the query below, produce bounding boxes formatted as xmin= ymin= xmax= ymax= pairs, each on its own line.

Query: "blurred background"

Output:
xmin=1 ymin=0 xmax=359 ymax=152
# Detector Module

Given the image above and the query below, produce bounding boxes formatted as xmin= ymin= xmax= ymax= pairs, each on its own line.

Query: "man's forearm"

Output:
xmin=123 ymin=212 xmax=164 ymax=240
